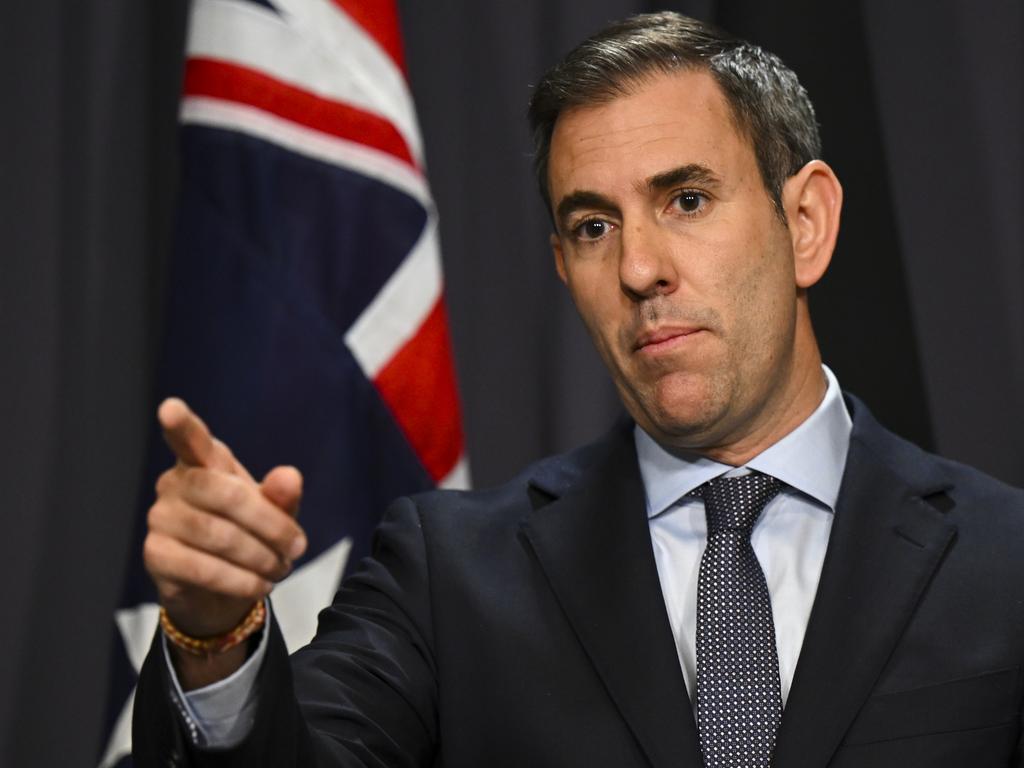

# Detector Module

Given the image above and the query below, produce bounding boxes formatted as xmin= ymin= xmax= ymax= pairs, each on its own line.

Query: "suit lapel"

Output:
xmin=522 ymin=425 xmax=702 ymax=768
xmin=772 ymin=404 xmax=957 ymax=767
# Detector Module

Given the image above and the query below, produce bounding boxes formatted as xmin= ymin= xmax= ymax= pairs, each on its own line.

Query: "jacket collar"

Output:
xmin=521 ymin=396 xmax=957 ymax=767
xmin=770 ymin=394 xmax=956 ymax=766
xmin=523 ymin=419 xmax=702 ymax=767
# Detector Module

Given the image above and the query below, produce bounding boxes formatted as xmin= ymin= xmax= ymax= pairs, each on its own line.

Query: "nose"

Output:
xmin=618 ymin=219 xmax=678 ymax=300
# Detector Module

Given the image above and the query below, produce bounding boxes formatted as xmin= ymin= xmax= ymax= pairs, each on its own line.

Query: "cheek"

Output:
xmin=567 ymin=279 xmax=624 ymax=357
xmin=726 ymin=246 xmax=796 ymax=359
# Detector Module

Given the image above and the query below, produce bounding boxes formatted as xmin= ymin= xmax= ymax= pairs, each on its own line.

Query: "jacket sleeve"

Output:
xmin=132 ymin=497 xmax=439 ymax=767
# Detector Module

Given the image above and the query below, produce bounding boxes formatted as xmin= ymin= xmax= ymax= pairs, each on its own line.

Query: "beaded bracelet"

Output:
xmin=160 ymin=600 xmax=267 ymax=657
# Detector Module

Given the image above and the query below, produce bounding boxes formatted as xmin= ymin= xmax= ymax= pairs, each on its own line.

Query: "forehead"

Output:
xmin=548 ymin=70 xmax=753 ymax=196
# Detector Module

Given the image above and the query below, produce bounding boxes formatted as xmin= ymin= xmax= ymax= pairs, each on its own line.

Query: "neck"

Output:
xmin=700 ymin=309 xmax=827 ymax=465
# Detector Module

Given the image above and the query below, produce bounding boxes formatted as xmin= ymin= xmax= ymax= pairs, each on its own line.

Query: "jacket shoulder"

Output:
xmin=403 ymin=419 xmax=634 ymax=522
xmin=846 ymin=392 xmax=1024 ymax=512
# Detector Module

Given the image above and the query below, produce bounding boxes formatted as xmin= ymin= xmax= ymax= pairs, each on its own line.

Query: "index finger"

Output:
xmin=158 ymin=398 xmax=234 ymax=473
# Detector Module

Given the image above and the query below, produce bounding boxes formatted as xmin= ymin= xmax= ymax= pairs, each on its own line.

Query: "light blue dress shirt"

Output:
xmin=638 ymin=364 xmax=851 ymax=707
xmin=172 ymin=365 xmax=852 ymax=745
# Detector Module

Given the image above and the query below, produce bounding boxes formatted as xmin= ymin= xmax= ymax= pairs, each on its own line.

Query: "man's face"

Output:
xmin=548 ymin=70 xmax=803 ymax=456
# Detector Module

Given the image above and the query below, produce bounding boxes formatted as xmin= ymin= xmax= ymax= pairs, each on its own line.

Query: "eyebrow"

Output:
xmin=554 ymin=163 xmax=722 ymax=232
xmin=644 ymin=163 xmax=721 ymax=193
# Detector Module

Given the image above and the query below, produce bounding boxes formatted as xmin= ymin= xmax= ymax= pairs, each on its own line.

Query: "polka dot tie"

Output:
xmin=691 ymin=473 xmax=783 ymax=768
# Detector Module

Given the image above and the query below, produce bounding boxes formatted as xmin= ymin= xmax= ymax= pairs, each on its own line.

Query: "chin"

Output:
xmin=632 ymin=372 xmax=728 ymax=443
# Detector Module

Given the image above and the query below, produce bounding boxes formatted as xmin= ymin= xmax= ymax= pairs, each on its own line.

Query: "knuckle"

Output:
xmin=194 ymin=511 xmax=223 ymax=548
xmin=155 ymin=466 xmax=185 ymax=497
xmin=238 ymin=539 xmax=282 ymax=582
xmin=266 ymin=514 xmax=296 ymax=548
xmin=204 ymin=517 xmax=235 ymax=556
xmin=182 ymin=468 xmax=252 ymax=515
xmin=184 ymin=557 xmax=213 ymax=590
xmin=142 ymin=532 xmax=159 ymax=565
xmin=212 ymin=438 xmax=236 ymax=461
xmin=218 ymin=476 xmax=249 ymax=511
xmin=146 ymin=501 xmax=163 ymax=530
xmin=143 ymin=532 xmax=168 ymax=572
xmin=181 ymin=465 xmax=208 ymax=492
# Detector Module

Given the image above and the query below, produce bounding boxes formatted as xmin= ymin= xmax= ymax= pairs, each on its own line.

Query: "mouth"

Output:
xmin=634 ymin=326 xmax=706 ymax=355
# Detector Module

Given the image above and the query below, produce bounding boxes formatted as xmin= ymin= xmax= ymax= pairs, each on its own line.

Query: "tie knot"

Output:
xmin=691 ymin=472 xmax=782 ymax=536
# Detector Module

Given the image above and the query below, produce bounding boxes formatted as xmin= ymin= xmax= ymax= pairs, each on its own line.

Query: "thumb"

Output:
xmin=261 ymin=465 xmax=303 ymax=518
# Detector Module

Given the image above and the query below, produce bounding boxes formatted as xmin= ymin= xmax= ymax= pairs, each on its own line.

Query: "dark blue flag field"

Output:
xmin=100 ymin=1 xmax=466 ymax=763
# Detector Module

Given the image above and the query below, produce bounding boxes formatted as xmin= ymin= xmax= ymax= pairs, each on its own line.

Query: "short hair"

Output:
xmin=528 ymin=12 xmax=821 ymax=221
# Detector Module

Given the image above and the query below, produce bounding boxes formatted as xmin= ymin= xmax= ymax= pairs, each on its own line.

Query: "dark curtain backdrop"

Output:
xmin=1 ymin=1 xmax=1020 ymax=765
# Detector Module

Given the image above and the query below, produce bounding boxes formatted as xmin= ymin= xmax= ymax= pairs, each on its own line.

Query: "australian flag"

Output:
xmin=99 ymin=0 xmax=467 ymax=764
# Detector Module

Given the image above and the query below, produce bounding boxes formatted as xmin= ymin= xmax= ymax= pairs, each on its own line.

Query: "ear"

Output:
xmin=782 ymin=160 xmax=843 ymax=289
xmin=551 ymin=233 xmax=568 ymax=284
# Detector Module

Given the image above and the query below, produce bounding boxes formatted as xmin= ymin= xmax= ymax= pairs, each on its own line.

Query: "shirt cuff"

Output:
xmin=161 ymin=602 xmax=271 ymax=749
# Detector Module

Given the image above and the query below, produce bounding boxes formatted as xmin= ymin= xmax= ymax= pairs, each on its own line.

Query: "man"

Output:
xmin=134 ymin=12 xmax=1024 ymax=767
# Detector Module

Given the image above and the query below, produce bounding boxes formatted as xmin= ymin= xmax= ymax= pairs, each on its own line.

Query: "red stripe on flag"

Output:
xmin=329 ymin=0 xmax=406 ymax=73
xmin=183 ymin=57 xmax=417 ymax=169
xmin=374 ymin=298 xmax=464 ymax=482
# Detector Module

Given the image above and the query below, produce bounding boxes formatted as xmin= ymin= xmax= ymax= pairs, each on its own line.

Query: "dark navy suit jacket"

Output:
xmin=134 ymin=396 xmax=1024 ymax=766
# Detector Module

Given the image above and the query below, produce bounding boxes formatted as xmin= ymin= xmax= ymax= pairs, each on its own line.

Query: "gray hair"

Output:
xmin=528 ymin=12 xmax=821 ymax=221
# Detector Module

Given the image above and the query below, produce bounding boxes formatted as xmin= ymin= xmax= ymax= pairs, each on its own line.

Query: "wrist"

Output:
xmin=169 ymin=641 xmax=250 ymax=691
xmin=160 ymin=601 xmax=267 ymax=691
xmin=160 ymin=601 xmax=266 ymax=657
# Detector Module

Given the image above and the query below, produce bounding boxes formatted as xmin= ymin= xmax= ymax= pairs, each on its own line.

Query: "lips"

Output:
xmin=634 ymin=326 xmax=704 ymax=353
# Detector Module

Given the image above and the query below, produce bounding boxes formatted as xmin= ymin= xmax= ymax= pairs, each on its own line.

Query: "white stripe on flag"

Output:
xmin=98 ymin=688 xmax=135 ymax=768
xmin=98 ymin=604 xmax=160 ymax=767
xmin=180 ymin=97 xmax=432 ymax=207
xmin=187 ymin=0 xmax=423 ymax=164
xmin=440 ymin=456 xmax=471 ymax=491
xmin=114 ymin=603 xmax=161 ymax=674
xmin=270 ymin=0 xmax=419 ymax=154
xmin=344 ymin=215 xmax=443 ymax=379
xmin=271 ymin=536 xmax=352 ymax=652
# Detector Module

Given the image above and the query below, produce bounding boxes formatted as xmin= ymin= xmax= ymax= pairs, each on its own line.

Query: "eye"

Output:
xmin=670 ymin=190 xmax=710 ymax=216
xmin=572 ymin=218 xmax=615 ymax=242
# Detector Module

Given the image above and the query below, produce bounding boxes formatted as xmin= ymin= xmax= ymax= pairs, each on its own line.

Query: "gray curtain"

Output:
xmin=1 ymin=1 xmax=1020 ymax=765
xmin=862 ymin=0 xmax=1024 ymax=481
xmin=0 ymin=2 xmax=185 ymax=764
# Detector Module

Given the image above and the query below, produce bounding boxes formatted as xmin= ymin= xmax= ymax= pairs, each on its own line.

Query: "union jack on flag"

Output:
xmin=100 ymin=0 xmax=467 ymax=764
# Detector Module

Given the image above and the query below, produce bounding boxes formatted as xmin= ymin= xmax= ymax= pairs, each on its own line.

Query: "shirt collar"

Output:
xmin=635 ymin=365 xmax=852 ymax=519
